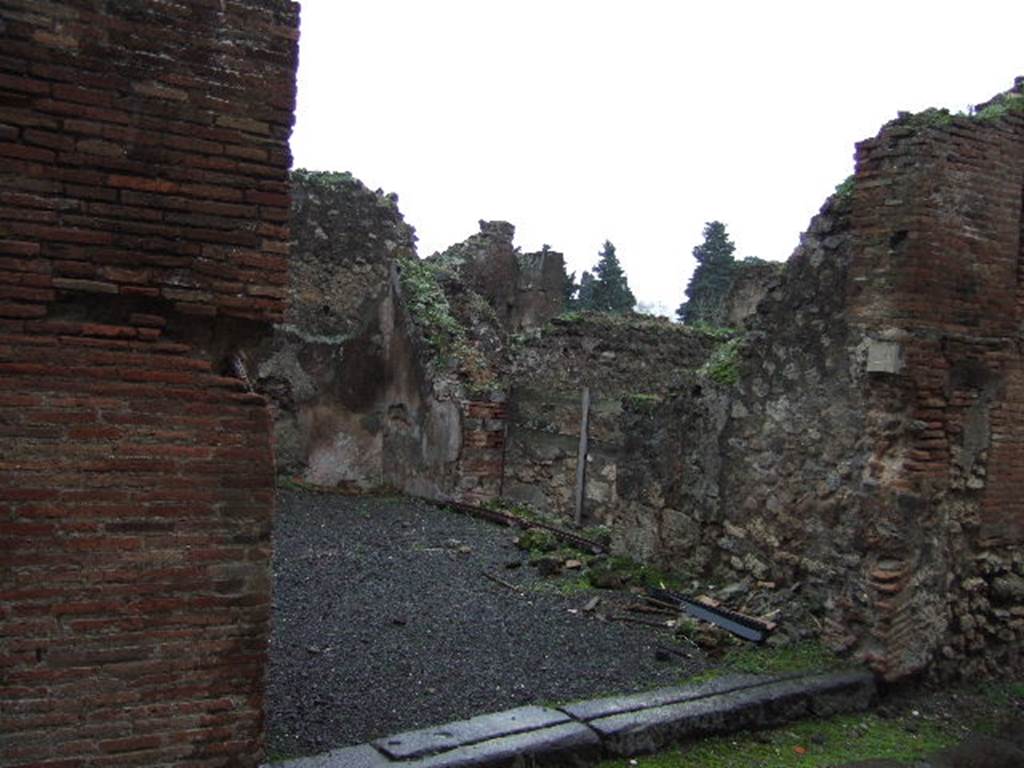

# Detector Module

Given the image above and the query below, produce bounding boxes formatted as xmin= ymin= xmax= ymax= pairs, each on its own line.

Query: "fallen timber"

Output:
xmin=418 ymin=495 xmax=606 ymax=554
xmin=647 ymin=586 xmax=777 ymax=644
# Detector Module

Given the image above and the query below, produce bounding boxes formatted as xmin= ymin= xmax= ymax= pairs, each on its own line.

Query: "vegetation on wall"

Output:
xmin=834 ymin=175 xmax=855 ymax=201
xmin=396 ymin=254 xmax=492 ymax=384
xmin=974 ymin=89 xmax=1024 ymax=121
xmin=292 ymin=168 xmax=354 ymax=187
xmin=699 ymin=336 xmax=742 ymax=385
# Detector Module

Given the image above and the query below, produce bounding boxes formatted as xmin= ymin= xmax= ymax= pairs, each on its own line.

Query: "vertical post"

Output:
xmin=573 ymin=386 xmax=591 ymax=526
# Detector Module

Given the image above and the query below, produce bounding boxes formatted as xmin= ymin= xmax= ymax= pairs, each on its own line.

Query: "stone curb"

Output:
xmin=271 ymin=670 xmax=876 ymax=768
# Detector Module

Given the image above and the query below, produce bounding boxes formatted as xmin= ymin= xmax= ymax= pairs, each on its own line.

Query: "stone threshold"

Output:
xmin=271 ymin=669 xmax=876 ymax=768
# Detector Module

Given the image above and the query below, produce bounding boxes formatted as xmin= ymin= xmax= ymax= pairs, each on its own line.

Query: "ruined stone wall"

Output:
xmin=252 ymin=174 xmax=511 ymax=501
xmin=614 ymin=84 xmax=1024 ymax=681
xmin=504 ymin=315 xmax=719 ymax=523
xmin=253 ymin=172 xmax=420 ymax=488
xmin=0 ymin=2 xmax=298 ymax=765
xmin=723 ymin=259 xmax=784 ymax=328
xmin=616 ymin=194 xmax=862 ymax=578
xmin=840 ymin=100 xmax=1024 ymax=678
xmin=431 ymin=220 xmax=567 ymax=331
xmin=255 ymin=210 xmax=573 ymax=501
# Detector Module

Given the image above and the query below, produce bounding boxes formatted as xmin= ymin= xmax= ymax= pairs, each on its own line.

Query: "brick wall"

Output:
xmin=456 ymin=398 xmax=508 ymax=504
xmin=0 ymin=2 xmax=298 ymax=766
xmin=846 ymin=104 xmax=1024 ymax=677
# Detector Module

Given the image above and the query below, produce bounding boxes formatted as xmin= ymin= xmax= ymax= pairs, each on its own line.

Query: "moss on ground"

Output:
xmin=597 ymin=675 xmax=1024 ymax=768
xmin=597 ymin=711 xmax=954 ymax=768
xmin=717 ymin=641 xmax=849 ymax=677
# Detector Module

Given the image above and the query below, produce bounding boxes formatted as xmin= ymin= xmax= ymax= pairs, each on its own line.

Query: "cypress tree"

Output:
xmin=590 ymin=240 xmax=635 ymax=313
xmin=677 ymin=221 xmax=736 ymax=325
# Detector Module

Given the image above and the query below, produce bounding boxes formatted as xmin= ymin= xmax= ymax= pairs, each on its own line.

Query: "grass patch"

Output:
xmin=531 ymin=573 xmax=593 ymax=597
xmin=597 ymin=711 xmax=955 ymax=768
xmin=675 ymin=641 xmax=849 ymax=689
xmin=974 ymin=91 xmax=1024 ymax=121
xmin=699 ymin=336 xmax=742 ymax=386
xmin=395 ymin=255 xmax=494 ymax=384
xmin=483 ymin=496 xmax=545 ymax=524
xmin=690 ymin=323 xmax=737 ymax=340
xmin=718 ymin=641 xmax=847 ymax=677
xmin=834 ymin=174 xmax=855 ymax=201
xmin=587 ymin=555 xmax=687 ymax=591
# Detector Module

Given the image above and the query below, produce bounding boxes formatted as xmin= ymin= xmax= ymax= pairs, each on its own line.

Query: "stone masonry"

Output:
xmin=0 ymin=2 xmax=299 ymax=766
xmin=616 ymin=82 xmax=1024 ymax=681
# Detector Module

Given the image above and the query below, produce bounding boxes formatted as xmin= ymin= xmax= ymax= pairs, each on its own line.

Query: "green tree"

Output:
xmin=576 ymin=270 xmax=596 ymax=310
xmin=677 ymin=221 xmax=736 ymax=325
xmin=563 ymin=270 xmax=578 ymax=305
xmin=589 ymin=240 xmax=635 ymax=313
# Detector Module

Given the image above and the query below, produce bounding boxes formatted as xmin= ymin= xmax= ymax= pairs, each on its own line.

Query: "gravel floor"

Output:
xmin=266 ymin=489 xmax=709 ymax=759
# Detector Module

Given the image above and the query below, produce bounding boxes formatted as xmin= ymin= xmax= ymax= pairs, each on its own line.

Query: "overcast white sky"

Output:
xmin=290 ymin=1 xmax=1024 ymax=316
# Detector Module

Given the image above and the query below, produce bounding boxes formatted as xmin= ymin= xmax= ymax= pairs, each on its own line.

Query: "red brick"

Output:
xmin=0 ymin=142 xmax=56 ymax=163
xmin=107 ymin=174 xmax=178 ymax=194
xmin=0 ymin=302 xmax=47 ymax=319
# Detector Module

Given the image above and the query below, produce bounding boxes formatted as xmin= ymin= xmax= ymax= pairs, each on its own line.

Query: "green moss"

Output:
xmin=596 ymin=711 xmax=955 ymax=768
xmin=395 ymin=255 xmax=498 ymax=384
xmin=690 ymin=323 xmax=737 ymax=339
xmin=889 ymin=90 xmax=1024 ymax=130
xmin=547 ymin=310 xmax=693 ymax=335
xmin=587 ymin=555 xmax=687 ymax=591
xmin=543 ymin=573 xmax=592 ymax=596
xmin=699 ymin=337 xmax=742 ymax=385
xmin=974 ymin=91 xmax=1024 ymax=121
xmin=482 ymin=497 xmax=543 ymax=522
xmin=517 ymin=528 xmax=559 ymax=553
xmin=676 ymin=641 xmax=848 ymax=691
xmin=979 ymin=679 xmax=1024 ymax=707
xmin=291 ymin=168 xmax=356 ymax=187
xmin=580 ymin=524 xmax=612 ymax=549
xmin=718 ymin=641 xmax=847 ymax=677
xmin=908 ymin=107 xmax=955 ymax=128
xmin=834 ymin=174 xmax=855 ymax=201
xmin=397 ymin=254 xmax=462 ymax=351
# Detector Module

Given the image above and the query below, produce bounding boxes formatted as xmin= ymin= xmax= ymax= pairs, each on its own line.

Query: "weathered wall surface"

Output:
xmin=258 ymin=209 xmax=572 ymax=501
xmin=253 ymin=172 xmax=420 ymax=488
xmin=253 ymin=176 xmax=515 ymax=501
xmin=723 ymin=259 xmax=784 ymax=328
xmin=616 ymin=195 xmax=861 ymax=577
xmin=838 ymin=97 xmax=1024 ymax=678
xmin=504 ymin=315 xmax=720 ymax=523
xmin=614 ymin=84 xmax=1024 ymax=681
xmin=431 ymin=220 xmax=567 ymax=331
xmin=0 ymin=2 xmax=298 ymax=765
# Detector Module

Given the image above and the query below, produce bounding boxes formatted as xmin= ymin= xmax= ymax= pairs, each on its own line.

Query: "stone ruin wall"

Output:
xmin=841 ymin=99 xmax=1024 ymax=678
xmin=0 ymin=2 xmax=298 ymax=765
xmin=722 ymin=260 xmax=784 ymax=329
xmin=266 ymin=88 xmax=1024 ymax=679
xmin=251 ymin=172 xmax=434 ymax=492
xmin=503 ymin=315 xmax=719 ymax=527
xmin=258 ymin=207 xmax=569 ymax=503
xmin=618 ymin=85 xmax=1024 ymax=680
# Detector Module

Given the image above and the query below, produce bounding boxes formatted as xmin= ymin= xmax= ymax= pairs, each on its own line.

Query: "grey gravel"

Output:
xmin=266 ymin=489 xmax=707 ymax=759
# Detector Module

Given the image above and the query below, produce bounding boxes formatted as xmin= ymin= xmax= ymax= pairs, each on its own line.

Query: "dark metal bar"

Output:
xmin=647 ymin=587 xmax=774 ymax=644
